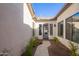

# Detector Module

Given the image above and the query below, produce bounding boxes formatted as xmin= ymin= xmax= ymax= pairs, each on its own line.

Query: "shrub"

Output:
xmin=69 ymin=42 xmax=78 ymax=56
xmin=21 ymin=37 xmax=42 ymax=56
xmin=21 ymin=39 xmax=33 ymax=56
xmin=53 ymin=37 xmax=59 ymax=43
xmin=32 ymin=39 xmax=42 ymax=47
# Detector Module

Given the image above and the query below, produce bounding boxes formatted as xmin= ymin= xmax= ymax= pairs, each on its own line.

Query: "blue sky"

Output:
xmin=74 ymin=12 xmax=79 ymax=16
xmin=32 ymin=3 xmax=65 ymax=18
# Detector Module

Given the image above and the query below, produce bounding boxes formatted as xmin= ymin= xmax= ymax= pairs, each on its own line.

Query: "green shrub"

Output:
xmin=21 ymin=39 xmax=33 ymax=56
xmin=69 ymin=42 xmax=78 ymax=56
xmin=22 ymin=45 xmax=32 ymax=56
xmin=53 ymin=37 xmax=59 ymax=43
xmin=21 ymin=37 xmax=42 ymax=56
xmin=32 ymin=39 xmax=42 ymax=47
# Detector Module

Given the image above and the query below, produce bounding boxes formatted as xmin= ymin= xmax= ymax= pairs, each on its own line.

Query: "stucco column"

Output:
xmin=48 ymin=24 xmax=50 ymax=39
xmin=63 ymin=19 xmax=66 ymax=39
xmin=55 ymin=22 xmax=58 ymax=37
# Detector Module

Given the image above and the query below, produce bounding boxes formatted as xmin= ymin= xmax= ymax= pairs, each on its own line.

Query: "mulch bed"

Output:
xmin=48 ymin=40 xmax=71 ymax=56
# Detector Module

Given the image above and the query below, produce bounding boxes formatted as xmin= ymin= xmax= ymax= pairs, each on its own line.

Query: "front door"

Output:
xmin=43 ymin=24 xmax=49 ymax=39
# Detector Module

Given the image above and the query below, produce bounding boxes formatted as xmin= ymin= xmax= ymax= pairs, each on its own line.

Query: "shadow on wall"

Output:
xmin=0 ymin=3 xmax=35 ymax=56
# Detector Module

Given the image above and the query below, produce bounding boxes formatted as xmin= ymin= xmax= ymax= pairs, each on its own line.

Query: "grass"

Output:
xmin=21 ymin=37 xmax=42 ymax=56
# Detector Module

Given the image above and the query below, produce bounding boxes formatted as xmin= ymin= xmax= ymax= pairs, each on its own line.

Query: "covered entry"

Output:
xmin=39 ymin=23 xmax=54 ymax=39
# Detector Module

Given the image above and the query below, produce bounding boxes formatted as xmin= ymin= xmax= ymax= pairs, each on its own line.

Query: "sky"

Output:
xmin=73 ymin=12 xmax=79 ymax=16
xmin=32 ymin=3 xmax=65 ymax=18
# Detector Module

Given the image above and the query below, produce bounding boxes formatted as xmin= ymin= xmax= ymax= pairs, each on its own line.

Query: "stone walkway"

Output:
xmin=34 ymin=40 xmax=51 ymax=56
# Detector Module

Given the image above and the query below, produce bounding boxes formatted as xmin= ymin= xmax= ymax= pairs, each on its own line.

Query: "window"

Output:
xmin=66 ymin=17 xmax=73 ymax=40
xmin=58 ymin=21 xmax=63 ymax=37
xmin=50 ymin=24 xmax=53 ymax=35
xmin=39 ymin=24 xmax=42 ymax=35
xmin=66 ymin=12 xmax=79 ymax=43
xmin=32 ymin=22 xmax=35 ymax=36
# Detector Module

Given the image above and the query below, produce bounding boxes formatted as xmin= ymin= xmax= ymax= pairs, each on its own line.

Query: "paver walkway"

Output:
xmin=34 ymin=40 xmax=50 ymax=56
xmin=48 ymin=40 xmax=71 ymax=56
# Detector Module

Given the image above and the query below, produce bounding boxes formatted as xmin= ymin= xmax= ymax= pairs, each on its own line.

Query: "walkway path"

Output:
xmin=34 ymin=40 xmax=50 ymax=56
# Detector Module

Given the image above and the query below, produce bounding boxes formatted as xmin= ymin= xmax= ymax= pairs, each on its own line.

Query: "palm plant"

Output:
xmin=69 ymin=42 xmax=78 ymax=56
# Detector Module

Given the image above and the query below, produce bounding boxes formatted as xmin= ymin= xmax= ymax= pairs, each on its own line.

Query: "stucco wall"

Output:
xmin=35 ymin=21 xmax=56 ymax=39
xmin=0 ymin=3 xmax=33 ymax=55
xmin=56 ymin=4 xmax=79 ymax=49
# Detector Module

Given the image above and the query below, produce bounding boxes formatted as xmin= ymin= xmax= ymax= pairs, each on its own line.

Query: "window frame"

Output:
xmin=50 ymin=24 xmax=53 ymax=35
xmin=65 ymin=12 xmax=79 ymax=43
xmin=39 ymin=24 xmax=42 ymax=35
xmin=58 ymin=21 xmax=64 ymax=37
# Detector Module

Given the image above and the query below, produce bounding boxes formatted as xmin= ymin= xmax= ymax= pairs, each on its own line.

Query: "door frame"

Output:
xmin=43 ymin=23 xmax=49 ymax=39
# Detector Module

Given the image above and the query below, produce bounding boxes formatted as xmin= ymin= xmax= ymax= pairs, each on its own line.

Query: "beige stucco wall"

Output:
xmin=0 ymin=3 xmax=33 ymax=55
xmin=35 ymin=21 xmax=56 ymax=39
xmin=56 ymin=4 xmax=79 ymax=49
